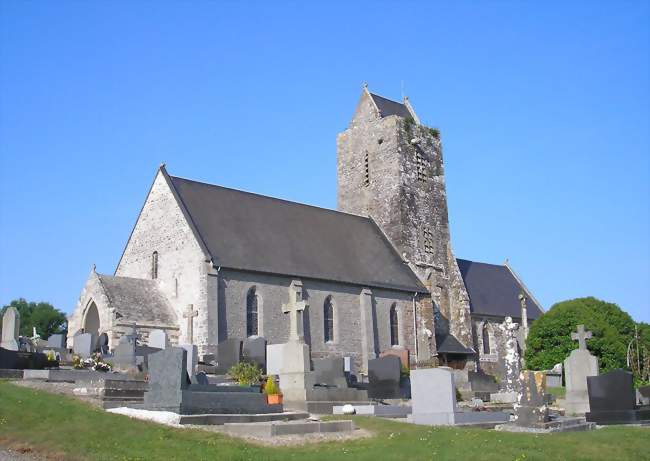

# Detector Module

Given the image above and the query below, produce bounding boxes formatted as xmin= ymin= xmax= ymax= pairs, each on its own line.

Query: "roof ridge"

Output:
xmin=170 ymin=175 xmax=373 ymax=222
xmin=457 ymin=258 xmax=506 ymax=269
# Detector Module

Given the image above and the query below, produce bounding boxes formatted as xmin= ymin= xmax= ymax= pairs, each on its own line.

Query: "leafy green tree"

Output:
xmin=1 ymin=298 xmax=67 ymax=339
xmin=525 ymin=297 xmax=636 ymax=373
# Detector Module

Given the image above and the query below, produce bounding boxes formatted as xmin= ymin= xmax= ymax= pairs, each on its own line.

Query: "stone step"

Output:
xmin=177 ymin=411 xmax=310 ymax=425
xmin=286 ymin=400 xmax=373 ymax=414
xmin=220 ymin=419 xmax=354 ymax=437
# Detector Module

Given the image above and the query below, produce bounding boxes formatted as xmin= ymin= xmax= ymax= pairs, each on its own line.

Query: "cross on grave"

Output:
xmin=571 ymin=324 xmax=592 ymax=351
xmin=282 ymin=281 xmax=308 ymax=342
xmin=183 ymin=304 xmax=199 ymax=344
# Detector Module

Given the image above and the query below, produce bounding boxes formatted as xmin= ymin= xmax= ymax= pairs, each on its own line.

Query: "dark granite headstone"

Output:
xmin=0 ymin=347 xmax=49 ymax=370
xmin=468 ymin=371 xmax=499 ymax=394
xmin=195 ymin=371 xmax=209 ymax=385
xmin=585 ymin=369 xmax=650 ymax=424
xmin=311 ymin=357 xmax=347 ymax=388
xmin=242 ymin=337 xmax=267 ymax=372
xmin=367 ymin=356 xmax=401 ymax=399
xmin=97 ymin=333 xmax=109 ymax=354
xmin=215 ymin=339 xmax=242 ymax=374
xmin=144 ymin=347 xmax=188 ymax=411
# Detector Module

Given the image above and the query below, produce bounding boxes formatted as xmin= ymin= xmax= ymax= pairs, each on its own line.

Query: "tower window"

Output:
xmin=416 ymin=151 xmax=428 ymax=182
xmin=246 ymin=287 xmax=259 ymax=337
xmin=423 ymin=226 xmax=434 ymax=254
xmin=324 ymin=296 xmax=334 ymax=343
xmin=151 ymin=251 xmax=159 ymax=279
xmin=363 ymin=151 xmax=370 ymax=187
xmin=390 ymin=304 xmax=399 ymax=346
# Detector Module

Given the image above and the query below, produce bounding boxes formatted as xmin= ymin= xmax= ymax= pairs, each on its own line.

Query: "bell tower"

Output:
xmin=337 ymin=85 xmax=473 ymax=347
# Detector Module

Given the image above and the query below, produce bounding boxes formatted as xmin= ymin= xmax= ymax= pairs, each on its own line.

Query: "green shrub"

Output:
xmin=525 ymin=297 xmax=636 ymax=373
xmin=264 ymin=376 xmax=280 ymax=395
xmin=228 ymin=361 xmax=262 ymax=386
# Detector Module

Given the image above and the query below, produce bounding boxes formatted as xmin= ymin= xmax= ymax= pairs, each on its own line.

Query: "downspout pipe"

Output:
xmin=412 ymin=292 xmax=418 ymax=367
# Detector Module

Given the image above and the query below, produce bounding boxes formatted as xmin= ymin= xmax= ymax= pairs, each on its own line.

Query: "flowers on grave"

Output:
xmin=46 ymin=350 xmax=56 ymax=362
xmin=71 ymin=353 xmax=112 ymax=372
xmin=228 ymin=361 xmax=262 ymax=386
xmin=72 ymin=354 xmax=84 ymax=370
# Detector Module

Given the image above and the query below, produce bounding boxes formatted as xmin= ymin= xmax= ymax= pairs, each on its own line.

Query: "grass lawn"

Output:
xmin=1 ymin=381 xmax=648 ymax=461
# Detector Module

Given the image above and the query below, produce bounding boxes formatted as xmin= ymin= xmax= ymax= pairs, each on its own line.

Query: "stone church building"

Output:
xmin=67 ymin=87 xmax=543 ymax=381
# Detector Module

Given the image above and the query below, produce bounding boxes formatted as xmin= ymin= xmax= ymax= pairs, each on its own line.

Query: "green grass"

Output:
xmin=1 ymin=381 xmax=648 ymax=461
xmin=548 ymin=387 xmax=566 ymax=398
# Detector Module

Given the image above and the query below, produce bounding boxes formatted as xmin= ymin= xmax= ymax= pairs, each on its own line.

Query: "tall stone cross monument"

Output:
xmin=183 ymin=304 xmax=198 ymax=344
xmin=564 ymin=324 xmax=599 ymax=414
xmin=282 ymin=281 xmax=308 ymax=342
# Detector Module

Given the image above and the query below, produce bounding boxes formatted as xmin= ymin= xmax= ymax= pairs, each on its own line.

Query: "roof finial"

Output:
xmin=362 ymin=81 xmax=368 ymax=90
xmin=159 ymin=162 xmax=166 ymax=170
xmin=92 ymin=263 xmax=96 ymax=272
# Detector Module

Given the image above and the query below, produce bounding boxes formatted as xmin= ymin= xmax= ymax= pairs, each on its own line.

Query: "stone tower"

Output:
xmin=337 ymin=86 xmax=473 ymax=347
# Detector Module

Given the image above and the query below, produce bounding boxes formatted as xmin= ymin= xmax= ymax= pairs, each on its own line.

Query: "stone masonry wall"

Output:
xmin=337 ymin=90 xmax=473 ymax=349
xmin=114 ymin=170 xmax=210 ymax=350
xmin=217 ymin=268 xmax=416 ymax=374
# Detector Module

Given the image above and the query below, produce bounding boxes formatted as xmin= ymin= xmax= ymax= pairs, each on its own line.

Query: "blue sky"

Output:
xmin=1 ymin=1 xmax=648 ymax=322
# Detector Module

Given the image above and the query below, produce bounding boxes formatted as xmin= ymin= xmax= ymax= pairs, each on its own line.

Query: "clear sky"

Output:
xmin=1 ymin=1 xmax=648 ymax=322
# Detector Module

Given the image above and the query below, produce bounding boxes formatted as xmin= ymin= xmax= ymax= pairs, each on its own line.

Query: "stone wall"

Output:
xmin=114 ymin=169 xmax=208 ymax=348
xmin=216 ymin=268 xmax=416 ymax=373
xmin=337 ymin=90 xmax=472 ymax=349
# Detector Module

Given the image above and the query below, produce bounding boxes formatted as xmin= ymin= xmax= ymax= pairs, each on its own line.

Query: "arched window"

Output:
xmin=151 ymin=251 xmax=159 ymax=279
xmin=390 ymin=304 xmax=399 ymax=346
xmin=324 ymin=296 xmax=334 ymax=343
xmin=482 ymin=323 xmax=491 ymax=354
xmin=246 ymin=287 xmax=259 ymax=337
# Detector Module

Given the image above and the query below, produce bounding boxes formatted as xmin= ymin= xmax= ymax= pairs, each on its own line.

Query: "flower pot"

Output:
xmin=267 ymin=394 xmax=283 ymax=405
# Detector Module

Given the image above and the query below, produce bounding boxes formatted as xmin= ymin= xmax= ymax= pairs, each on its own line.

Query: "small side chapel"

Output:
xmin=67 ymin=87 xmax=543 ymax=382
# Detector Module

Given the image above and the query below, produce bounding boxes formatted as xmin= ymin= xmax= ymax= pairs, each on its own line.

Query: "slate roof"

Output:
xmin=369 ymin=92 xmax=412 ymax=119
xmin=169 ymin=175 xmax=427 ymax=293
xmin=456 ymin=259 xmax=543 ymax=320
xmin=436 ymin=333 xmax=476 ymax=355
xmin=97 ymin=274 xmax=177 ymax=326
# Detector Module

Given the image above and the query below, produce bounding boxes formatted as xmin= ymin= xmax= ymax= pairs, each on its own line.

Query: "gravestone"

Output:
xmin=179 ymin=344 xmax=198 ymax=382
xmin=97 ymin=333 xmax=109 ymax=354
xmin=46 ymin=334 xmax=65 ymax=349
xmin=195 ymin=371 xmax=209 ymax=385
xmin=242 ymin=336 xmax=267 ymax=372
xmin=514 ymin=371 xmax=550 ymax=427
xmin=73 ymin=333 xmax=96 ymax=358
xmin=215 ymin=339 xmax=242 ymax=374
xmin=367 ymin=355 xmax=401 ymax=399
xmin=144 ymin=347 xmax=188 ymax=411
xmin=311 ymin=357 xmax=347 ymax=388
xmin=379 ymin=347 xmax=409 ymax=369
xmin=1 ymin=306 xmax=20 ymax=351
xmin=148 ymin=329 xmax=169 ymax=350
xmin=564 ymin=325 xmax=599 ymax=414
xmin=638 ymin=386 xmax=650 ymax=406
xmin=490 ymin=317 xmax=520 ymax=403
xmin=584 ymin=369 xmax=650 ymax=424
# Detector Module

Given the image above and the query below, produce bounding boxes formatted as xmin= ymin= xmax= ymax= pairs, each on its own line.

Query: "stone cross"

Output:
xmin=183 ymin=304 xmax=198 ymax=344
xmin=571 ymin=324 xmax=592 ymax=351
xmin=282 ymin=280 xmax=308 ymax=342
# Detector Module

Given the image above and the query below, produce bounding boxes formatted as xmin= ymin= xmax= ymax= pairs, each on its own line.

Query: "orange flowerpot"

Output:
xmin=267 ymin=394 xmax=283 ymax=405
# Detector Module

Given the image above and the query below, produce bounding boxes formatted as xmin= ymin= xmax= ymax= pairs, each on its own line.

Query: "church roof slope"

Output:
xmin=369 ymin=92 xmax=412 ymax=119
xmin=97 ymin=274 xmax=177 ymax=326
xmin=456 ymin=258 xmax=543 ymax=320
xmin=169 ymin=175 xmax=426 ymax=293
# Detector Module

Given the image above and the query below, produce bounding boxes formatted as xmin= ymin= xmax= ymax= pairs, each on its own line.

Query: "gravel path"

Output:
xmin=0 ymin=447 xmax=45 ymax=461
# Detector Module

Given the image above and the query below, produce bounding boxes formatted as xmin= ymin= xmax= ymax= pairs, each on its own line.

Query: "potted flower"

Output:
xmin=264 ymin=376 xmax=282 ymax=405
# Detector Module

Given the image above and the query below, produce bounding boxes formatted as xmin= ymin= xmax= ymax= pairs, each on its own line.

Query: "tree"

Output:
xmin=1 ymin=298 xmax=67 ymax=339
xmin=525 ymin=297 xmax=636 ymax=373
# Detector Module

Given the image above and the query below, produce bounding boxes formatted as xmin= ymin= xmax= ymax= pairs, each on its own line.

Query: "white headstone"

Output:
xmin=148 ymin=329 xmax=169 ymax=350
xmin=1 ymin=306 xmax=20 ymax=351
xmin=409 ymin=367 xmax=457 ymax=425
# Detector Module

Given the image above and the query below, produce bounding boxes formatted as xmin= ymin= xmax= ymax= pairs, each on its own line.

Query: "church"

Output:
xmin=67 ymin=86 xmax=543 ymax=382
